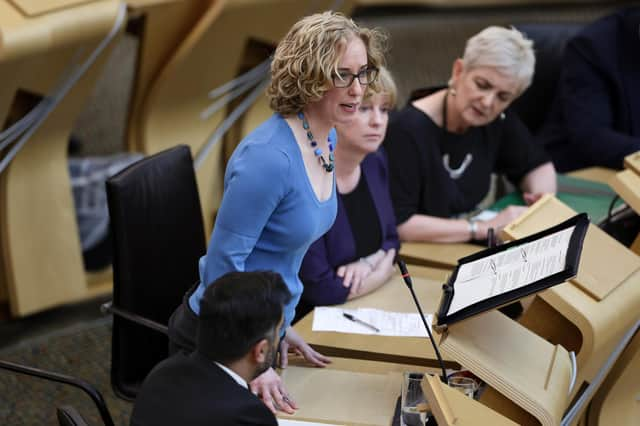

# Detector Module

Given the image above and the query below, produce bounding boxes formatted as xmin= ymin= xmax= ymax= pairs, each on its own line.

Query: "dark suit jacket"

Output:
xmin=297 ymin=149 xmax=400 ymax=314
xmin=538 ymin=7 xmax=640 ymax=172
xmin=130 ymin=352 xmax=277 ymax=426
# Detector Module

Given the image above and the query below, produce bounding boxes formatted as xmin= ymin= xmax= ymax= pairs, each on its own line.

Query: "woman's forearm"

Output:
xmin=397 ymin=214 xmax=474 ymax=243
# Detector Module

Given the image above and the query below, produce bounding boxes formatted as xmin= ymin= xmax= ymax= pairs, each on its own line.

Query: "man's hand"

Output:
xmin=249 ymin=367 xmax=296 ymax=414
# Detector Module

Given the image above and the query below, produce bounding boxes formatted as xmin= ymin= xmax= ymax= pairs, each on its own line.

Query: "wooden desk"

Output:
xmin=400 ymin=242 xmax=482 ymax=270
xmin=294 ymin=266 xmax=459 ymax=368
xmin=0 ymin=0 xmax=122 ymax=316
xmin=279 ymin=356 xmax=439 ymax=426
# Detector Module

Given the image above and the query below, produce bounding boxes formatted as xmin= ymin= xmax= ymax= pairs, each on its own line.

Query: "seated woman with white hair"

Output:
xmin=384 ymin=26 xmax=557 ymax=243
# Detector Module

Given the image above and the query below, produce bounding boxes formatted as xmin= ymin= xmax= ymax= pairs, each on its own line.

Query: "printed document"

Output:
xmin=312 ymin=307 xmax=432 ymax=337
xmin=448 ymin=226 xmax=575 ymax=314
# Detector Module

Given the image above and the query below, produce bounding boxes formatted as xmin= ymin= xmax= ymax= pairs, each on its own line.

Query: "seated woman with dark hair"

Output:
xmin=298 ymin=67 xmax=400 ymax=318
xmin=384 ymin=26 xmax=557 ymax=243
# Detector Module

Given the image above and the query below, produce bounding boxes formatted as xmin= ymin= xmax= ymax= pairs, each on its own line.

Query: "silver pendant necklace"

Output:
xmin=442 ymin=153 xmax=473 ymax=180
xmin=441 ymin=90 xmax=473 ymax=180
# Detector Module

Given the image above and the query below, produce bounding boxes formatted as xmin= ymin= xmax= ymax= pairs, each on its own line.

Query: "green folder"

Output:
xmin=489 ymin=175 xmax=623 ymax=224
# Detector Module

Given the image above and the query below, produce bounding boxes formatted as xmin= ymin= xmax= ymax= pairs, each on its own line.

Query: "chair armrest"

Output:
xmin=101 ymin=301 xmax=169 ymax=335
xmin=0 ymin=360 xmax=114 ymax=426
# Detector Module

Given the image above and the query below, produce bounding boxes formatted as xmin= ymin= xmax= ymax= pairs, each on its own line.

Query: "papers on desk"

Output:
xmin=312 ymin=307 xmax=432 ymax=337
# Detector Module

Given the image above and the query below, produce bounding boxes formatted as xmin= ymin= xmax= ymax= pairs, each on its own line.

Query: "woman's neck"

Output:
xmin=413 ymin=89 xmax=468 ymax=134
xmin=335 ymin=143 xmax=363 ymax=194
xmin=443 ymin=89 xmax=468 ymax=134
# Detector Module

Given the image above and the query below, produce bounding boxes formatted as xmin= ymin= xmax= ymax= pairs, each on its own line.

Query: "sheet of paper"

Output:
xmin=278 ymin=420 xmax=344 ymax=426
xmin=312 ymin=306 xmax=432 ymax=337
xmin=472 ymin=209 xmax=499 ymax=222
xmin=448 ymin=226 xmax=575 ymax=315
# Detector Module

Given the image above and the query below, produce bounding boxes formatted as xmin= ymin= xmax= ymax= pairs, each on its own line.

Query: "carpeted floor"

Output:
xmin=0 ymin=317 xmax=133 ymax=426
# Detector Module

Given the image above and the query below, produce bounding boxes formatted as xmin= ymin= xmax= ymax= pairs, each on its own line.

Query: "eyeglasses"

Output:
xmin=332 ymin=67 xmax=379 ymax=88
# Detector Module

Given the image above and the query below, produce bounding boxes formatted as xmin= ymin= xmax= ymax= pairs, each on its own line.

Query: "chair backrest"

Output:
xmin=57 ymin=406 xmax=90 ymax=426
xmin=106 ymin=145 xmax=206 ymax=399
xmin=511 ymin=23 xmax=583 ymax=134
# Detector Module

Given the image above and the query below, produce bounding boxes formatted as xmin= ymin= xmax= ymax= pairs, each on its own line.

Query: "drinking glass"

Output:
xmin=401 ymin=372 xmax=430 ymax=426
xmin=447 ymin=376 xmax=478 ymax=399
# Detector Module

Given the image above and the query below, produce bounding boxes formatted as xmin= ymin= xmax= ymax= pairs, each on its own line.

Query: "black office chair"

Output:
xmin=511 ymin=23 xmax=583 ymax=135
xmin=0 ymin=359 xmax=114 ymax=426
xmin=104 ymin=145 xmax=206 ymax=400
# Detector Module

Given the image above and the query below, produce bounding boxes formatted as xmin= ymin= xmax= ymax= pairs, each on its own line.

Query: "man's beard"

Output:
xmin=252 ymin=339 xmax=277 ymax=379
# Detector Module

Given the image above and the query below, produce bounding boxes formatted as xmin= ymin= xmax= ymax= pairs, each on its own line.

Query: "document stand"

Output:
xmin=436 ymin=310 xmax=574 ymax=425
xmin=609 ymin=151 xmax=640 ymax=254
xmin=421 ymin=372 xmax=517 ymax=426
xmin=500 ymin=195 xmax=640 ymax=423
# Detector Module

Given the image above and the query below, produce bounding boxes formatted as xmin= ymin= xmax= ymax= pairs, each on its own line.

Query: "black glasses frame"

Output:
xmin=332 ymin=67 xmax=379 ymax=88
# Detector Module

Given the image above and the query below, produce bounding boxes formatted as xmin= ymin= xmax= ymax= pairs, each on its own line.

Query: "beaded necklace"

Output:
xmin=441 ymin=90 xmax=473 ymax=180
xmin=297 ymin=111 xmax=335 ymax=173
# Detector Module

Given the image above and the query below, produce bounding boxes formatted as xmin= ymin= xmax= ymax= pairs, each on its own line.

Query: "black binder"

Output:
xmin=436 ymin=213 xmax=589 ymax=328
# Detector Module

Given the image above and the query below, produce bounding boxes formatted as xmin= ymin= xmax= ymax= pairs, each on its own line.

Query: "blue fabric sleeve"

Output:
xmin=199 ymin=144 xmax=291 ymax=287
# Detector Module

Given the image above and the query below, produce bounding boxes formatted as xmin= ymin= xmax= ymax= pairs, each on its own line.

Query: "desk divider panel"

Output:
xmin=503 ymin=195 xmax=640 ymax=301
xmin=500 ymin=194 xmax=640 ymax=422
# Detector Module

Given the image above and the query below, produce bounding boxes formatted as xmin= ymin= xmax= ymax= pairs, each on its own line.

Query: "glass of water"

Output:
xmin=401 ymin=372 xmax=430 ymax=426
xmin=447 ymin=376 xmax=478 ymax=399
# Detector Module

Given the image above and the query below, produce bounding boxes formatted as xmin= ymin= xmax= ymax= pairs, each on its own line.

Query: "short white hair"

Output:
xmin=462 ymin=26 xmax=535 ymax=94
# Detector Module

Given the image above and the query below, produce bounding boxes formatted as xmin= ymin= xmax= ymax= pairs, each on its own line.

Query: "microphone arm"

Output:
xmin=397 ymin=259 xmax=448 ymax=383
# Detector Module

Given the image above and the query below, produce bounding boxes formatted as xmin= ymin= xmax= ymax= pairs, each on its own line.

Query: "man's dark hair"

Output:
xmin=196 ymin=271 xmax=291 ymax=363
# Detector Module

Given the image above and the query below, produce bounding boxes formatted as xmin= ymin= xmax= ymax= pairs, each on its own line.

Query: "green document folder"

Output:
xmin=489 ymin=175 xmax=623 ymax=224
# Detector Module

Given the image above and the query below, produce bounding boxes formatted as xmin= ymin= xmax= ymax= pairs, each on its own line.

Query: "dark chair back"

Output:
xmin=106 ymin=145 xmax=206 ymax=399
xmin=511 ymin=23 xmax=583 ymax=134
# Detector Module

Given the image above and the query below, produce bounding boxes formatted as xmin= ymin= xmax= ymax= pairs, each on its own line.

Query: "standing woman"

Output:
xmin=168 ymin=11 xmax=386 ymax=414
xmin=298 ymin=67 xmax=399 ymax=318
xmin=384 ymin=26 xmax=556 ymax=243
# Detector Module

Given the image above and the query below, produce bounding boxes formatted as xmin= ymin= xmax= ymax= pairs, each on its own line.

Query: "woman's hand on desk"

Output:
xmin=478 ymin=206 xmax=528 ymax=239
xmin=348 ymin=248 xmax=396 ymax=299
xmin=250 ymin=367 xmax=296 ymax=414
xmin=523 ymin=192 xmax=544 ymax=205
xmin=337 ymin=259 xmax=374 ymax=293
xmin=278 ymin=327 xmax=331 ymax=369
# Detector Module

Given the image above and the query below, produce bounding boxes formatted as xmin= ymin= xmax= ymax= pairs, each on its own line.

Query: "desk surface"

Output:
xmin=400 ymin=242 xmax=481 ymax=269
xmin=295 ymin=266 xmax=458 ymax=368
xmin=279 ymin=356 xmax=439 ymax=426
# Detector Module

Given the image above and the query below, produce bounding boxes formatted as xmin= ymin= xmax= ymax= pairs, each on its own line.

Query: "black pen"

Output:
xmin=342 ymin=312 xmax=380 ymax=333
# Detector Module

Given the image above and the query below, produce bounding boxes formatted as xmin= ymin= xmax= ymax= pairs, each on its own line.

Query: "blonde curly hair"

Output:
xmin=365 ymin=66 xmax=397 ymax=108
xmin=267 ymin=11 xmax=387 ymax=116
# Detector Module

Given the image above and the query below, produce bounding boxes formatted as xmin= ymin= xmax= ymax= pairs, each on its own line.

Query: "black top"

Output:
xmin=341 ymin=172 xmax=382 ymax=259
xmin=384 ymin=88 xmax=550 ymax=223
xmin=130 ymin=352 xmax=277 ymax=426
xmin=536 ymin=7 xmax=640 ymax=171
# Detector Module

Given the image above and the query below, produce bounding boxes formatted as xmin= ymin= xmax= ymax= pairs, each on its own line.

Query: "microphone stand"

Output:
xmin=397 ymin=259 xmax=448 ymax=383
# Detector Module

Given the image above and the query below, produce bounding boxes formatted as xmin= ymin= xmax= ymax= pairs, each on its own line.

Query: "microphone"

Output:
xmin=397 ymin=259 xmax=448 ymax=383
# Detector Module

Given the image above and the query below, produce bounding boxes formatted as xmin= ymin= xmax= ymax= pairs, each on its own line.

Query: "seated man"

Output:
xmin=130 ymin=271 xmax=291 ymax=426
xmin=537 ymin=7 xmax=640 ymax=172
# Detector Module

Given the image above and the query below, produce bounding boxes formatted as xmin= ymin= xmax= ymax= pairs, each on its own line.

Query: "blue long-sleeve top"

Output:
xmin=189 ymin=114 xmax=337 ymax=329
xmin=299 ymin=150 xmax=400 ymax=307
